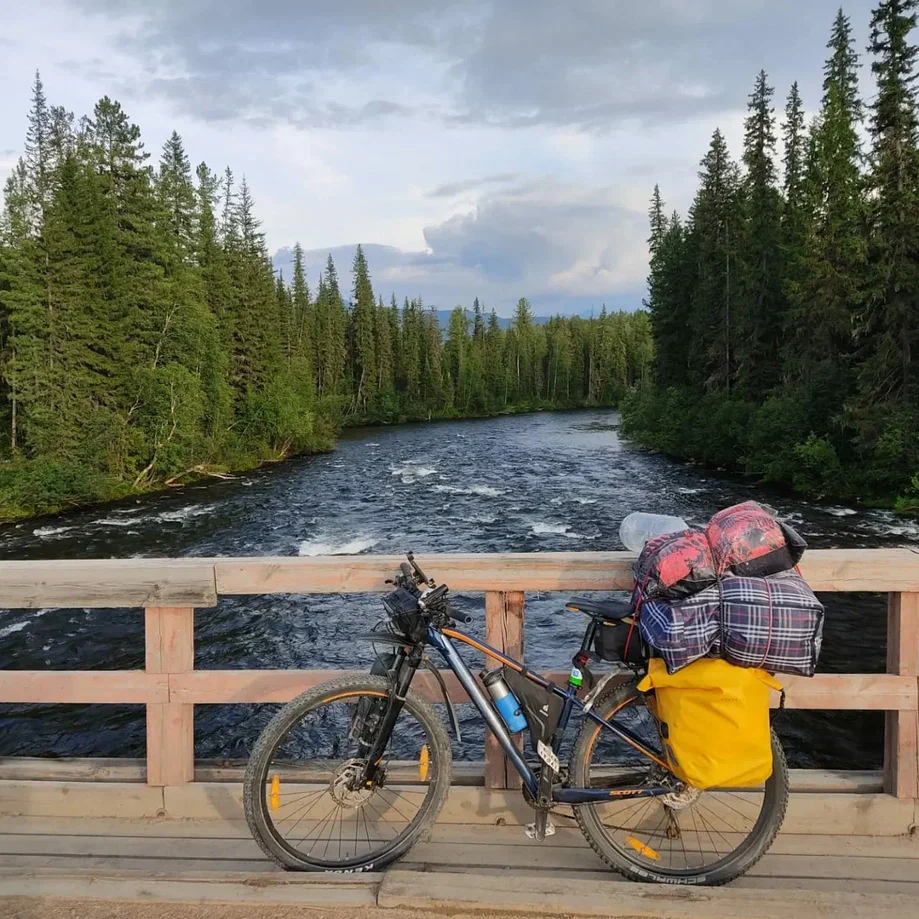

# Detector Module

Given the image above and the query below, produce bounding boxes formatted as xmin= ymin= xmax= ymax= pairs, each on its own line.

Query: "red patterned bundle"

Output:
xmin=633 ymin=502 xmax=806 ymax=601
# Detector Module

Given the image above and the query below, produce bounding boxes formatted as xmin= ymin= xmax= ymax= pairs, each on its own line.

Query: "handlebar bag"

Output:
xmin=638 ymin=658 xmax=781 ymax=789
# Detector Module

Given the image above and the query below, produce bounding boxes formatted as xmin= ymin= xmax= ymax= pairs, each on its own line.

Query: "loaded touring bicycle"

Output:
xmin=245 ymin=511 xmax=818 ymax=886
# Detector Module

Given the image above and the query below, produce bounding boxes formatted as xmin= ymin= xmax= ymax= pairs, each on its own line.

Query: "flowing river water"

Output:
xmin=1 ymin=410 xmax=917 ymax=769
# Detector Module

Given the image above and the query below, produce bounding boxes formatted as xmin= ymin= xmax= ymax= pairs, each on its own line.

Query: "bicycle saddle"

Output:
xmin=565 ymin=596 xmax=633 ymax=621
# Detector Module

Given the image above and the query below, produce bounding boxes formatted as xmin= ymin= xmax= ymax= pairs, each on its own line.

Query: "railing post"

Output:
xmin=484 ymin=590 xmax=525 ymax=790
xmin=883 ymin=592 xmax=919 ymax=799
xmin=145 ymin=607 xmax=195 ymax=787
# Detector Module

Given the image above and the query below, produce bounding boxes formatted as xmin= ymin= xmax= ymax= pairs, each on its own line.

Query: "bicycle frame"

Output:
xmin=427 ymin=626 xmax=673 ymax=805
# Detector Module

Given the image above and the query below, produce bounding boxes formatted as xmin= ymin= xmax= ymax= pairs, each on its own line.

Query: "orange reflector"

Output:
xmin=419 ymin=744 xmax=430 ymax=781
xmin=269 ymin=775 xmax=280 ymax=811
xmin=625 ymin=836 xmax=661 ymax=860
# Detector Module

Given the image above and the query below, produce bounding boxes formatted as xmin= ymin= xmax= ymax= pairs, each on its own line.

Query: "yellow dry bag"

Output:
xmin=637 ymin=658 xmax=781 ymax=790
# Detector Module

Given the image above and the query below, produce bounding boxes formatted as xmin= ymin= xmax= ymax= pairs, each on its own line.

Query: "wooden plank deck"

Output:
xmin=0 ymin=815 xmax=916 ymax=915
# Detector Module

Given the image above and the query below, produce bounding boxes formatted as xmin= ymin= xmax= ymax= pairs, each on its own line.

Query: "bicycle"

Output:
xmin=244 ymin=553 xmax=788 ymax=885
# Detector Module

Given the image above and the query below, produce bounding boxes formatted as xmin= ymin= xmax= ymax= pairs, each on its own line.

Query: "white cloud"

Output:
xmin=0 ymin=0 xmax=881 ymax=312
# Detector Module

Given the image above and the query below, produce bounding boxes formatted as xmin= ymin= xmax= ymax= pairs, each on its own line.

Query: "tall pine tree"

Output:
xmin=737 ymin=71 xmax=785 ymax=397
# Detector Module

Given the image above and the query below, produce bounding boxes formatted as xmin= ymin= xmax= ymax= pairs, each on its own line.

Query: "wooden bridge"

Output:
xmin=1 ymin=550 xmax=918 ymax=917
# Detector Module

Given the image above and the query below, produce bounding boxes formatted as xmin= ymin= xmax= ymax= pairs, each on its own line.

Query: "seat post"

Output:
xmin=578 ymin=618 xmax=599 ymax=659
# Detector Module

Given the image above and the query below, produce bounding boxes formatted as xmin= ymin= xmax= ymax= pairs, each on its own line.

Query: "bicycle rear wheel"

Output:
xmin=569 ymin=679 xmax=788 ymax=886
xmin=244 ymin=675 xmax=451 ymax=871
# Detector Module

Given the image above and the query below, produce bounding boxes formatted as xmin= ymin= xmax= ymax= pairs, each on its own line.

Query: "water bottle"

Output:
xmin=481 ymin=669 xmax=528 ymax=734
xmin=619 ymin=512 xmax=689 ymax=552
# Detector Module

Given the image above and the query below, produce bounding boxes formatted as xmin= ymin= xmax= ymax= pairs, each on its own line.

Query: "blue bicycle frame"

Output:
xmin=427 ymin=626 xmax=673 ymax=805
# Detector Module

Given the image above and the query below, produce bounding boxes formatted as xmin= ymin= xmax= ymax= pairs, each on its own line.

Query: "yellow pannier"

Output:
xmin=637 ymin=658 xmax=782 ymax=790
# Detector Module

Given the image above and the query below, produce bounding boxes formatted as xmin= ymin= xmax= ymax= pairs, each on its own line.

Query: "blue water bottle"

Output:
xmin=481 ymin=669 xmax=528 ymax=734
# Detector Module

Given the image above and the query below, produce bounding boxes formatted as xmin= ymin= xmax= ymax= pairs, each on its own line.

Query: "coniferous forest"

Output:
xmin=625 ymin=2 xmax=919 ymax=511
xmin=0 ymin=80 xmax=652 ymax=519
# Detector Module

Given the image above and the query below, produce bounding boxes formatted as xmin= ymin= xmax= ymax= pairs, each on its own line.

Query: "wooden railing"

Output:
xmin=0 ymin=550 xmax=917 ymax=798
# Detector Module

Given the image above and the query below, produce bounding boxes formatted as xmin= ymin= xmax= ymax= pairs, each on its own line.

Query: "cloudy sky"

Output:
xmin=0 ymin=1 xmax=877 ymax=315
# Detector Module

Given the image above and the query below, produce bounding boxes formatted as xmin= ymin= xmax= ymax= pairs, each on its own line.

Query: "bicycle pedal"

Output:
xmin=524 ymin=818 xmax=556 ymax=841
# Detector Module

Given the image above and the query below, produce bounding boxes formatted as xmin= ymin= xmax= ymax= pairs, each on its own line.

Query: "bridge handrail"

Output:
xmin=0 ymin=550 xmax=916 ymax=797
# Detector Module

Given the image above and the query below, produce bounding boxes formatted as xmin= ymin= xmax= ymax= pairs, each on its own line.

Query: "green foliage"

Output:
xmin=0 ymin=75 xmax=655 ymax=519
xmin=0 ymin=456 xmax=116 ymax=518
xmin=626 ymin=3 xmax=919 ymax=506
xmin=792 ymin=435 xmax=846 ymax=496
xmin=737 ymin=71 xmax=785 ymax=397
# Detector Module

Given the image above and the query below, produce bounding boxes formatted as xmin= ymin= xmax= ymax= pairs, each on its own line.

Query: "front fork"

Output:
xmin=359 ymin=644 xmax=422 ymax=786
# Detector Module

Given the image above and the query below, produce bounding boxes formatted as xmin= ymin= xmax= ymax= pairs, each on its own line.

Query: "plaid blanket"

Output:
xmin=637 ymin=569 xmax=824 ymax=676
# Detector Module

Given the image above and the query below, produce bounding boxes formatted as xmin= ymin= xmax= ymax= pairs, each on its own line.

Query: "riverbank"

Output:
xmin=620 ymin=385 xmax=919 ymax=514
xmin=0 ymin=398 xmax=615 ymax=524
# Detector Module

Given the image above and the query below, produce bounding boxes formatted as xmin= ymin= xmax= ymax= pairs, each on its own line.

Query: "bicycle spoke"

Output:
xmin=253 ymin=686 xmax=440 ymax=869
xmin=577 ymin=688 xmax=784 ymax=880
xmin=277 ymin=790 xmax=328 ymax=837
xmin=363 ymin=795 xmax=401 ymax=839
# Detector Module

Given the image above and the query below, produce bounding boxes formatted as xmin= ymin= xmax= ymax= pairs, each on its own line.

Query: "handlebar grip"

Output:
xmin=425 ymin=584 xmax=449 ymax=605
xmin=399 ymin=562 xmax=414 ymax=579
xmin=453 ymin=613 xmax=473 ymax=624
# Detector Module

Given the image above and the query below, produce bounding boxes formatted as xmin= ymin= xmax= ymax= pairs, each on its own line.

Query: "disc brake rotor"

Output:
xmin=329 ymin=758 xmax=377 ymax=807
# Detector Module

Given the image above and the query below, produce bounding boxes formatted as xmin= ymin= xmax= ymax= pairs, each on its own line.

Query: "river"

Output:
xmin=1 ymin=410 xmax=916 ymax=769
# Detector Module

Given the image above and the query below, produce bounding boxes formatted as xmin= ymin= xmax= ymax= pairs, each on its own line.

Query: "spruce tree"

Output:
xmin=472 ymin=296 xmax=485 ymax=342
xmin=157 ymin=132 xmax=197 ymax=262
xmin=484 ymin=309 xmax=504 ymax=406
xmin=688 ymin=129 xmax=742 ymax=392
xmin=790 ymin=10 xmax=865 ymax=415
xmin=324 ymin=254 xmax=348 ymax=396
xmin=374 ymin=294 xmax=394 ymax=399
xmin=783 ymin=83 xmax=807 ymax=209
xmin=25 ymin=71 xmax=53 ymax=227
xmin=781 ymin=82 xmax=809 ymax=351
xmin=644 ymin=187 xmax=687 ymax=386
xmin=737 ymin=71 xmax=785 ymax=397
xmin=193 ymin=162 xmax=232 ymax=441
xmin=444 ymin=307 xmax=469 ymax=409
xmin=510 ymin=297 xmax=536 ymax=400
xmin=290 ymin=242 xmax=311 ymax=360
xmin=648 ymin=184 xmax=668 ymax=255
xmin=647 ymin=209 xmax=691 ymax=387
xmin=400 ymin=296 xmax=422 ymax=405
xmin=350 ymin=244 xmax=377 ymax=409
xmin=227 ymin=178 xmax=282 ymax=394
xmin=859 ymin=0 xmax=919 ymax=422
xmin=420 ymin=306 xmax=444 ymax=410
xmin=83 ymin=96 xmax=169 ymax=455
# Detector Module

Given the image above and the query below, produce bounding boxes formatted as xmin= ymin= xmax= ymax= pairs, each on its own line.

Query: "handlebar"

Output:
xmin=420 ymin=584 xmax=449 ymax=607
xmin=393 ymin=552 xmax=475 ymax=626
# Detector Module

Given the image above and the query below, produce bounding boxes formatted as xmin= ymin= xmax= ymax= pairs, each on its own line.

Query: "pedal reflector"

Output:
xmin=269 ymin=775 xmax=280 ymax=811
xmin=625 ymin=836 xmax=661 ymax=860
xmin=419 ymin=744 xmax=430 ymax=781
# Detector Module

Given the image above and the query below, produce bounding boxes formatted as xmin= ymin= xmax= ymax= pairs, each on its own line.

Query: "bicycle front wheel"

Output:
xmin=569 ymin=679 xmax=788 ymax=886
xmin=244 ymin=675 xmax=452 ymax=871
